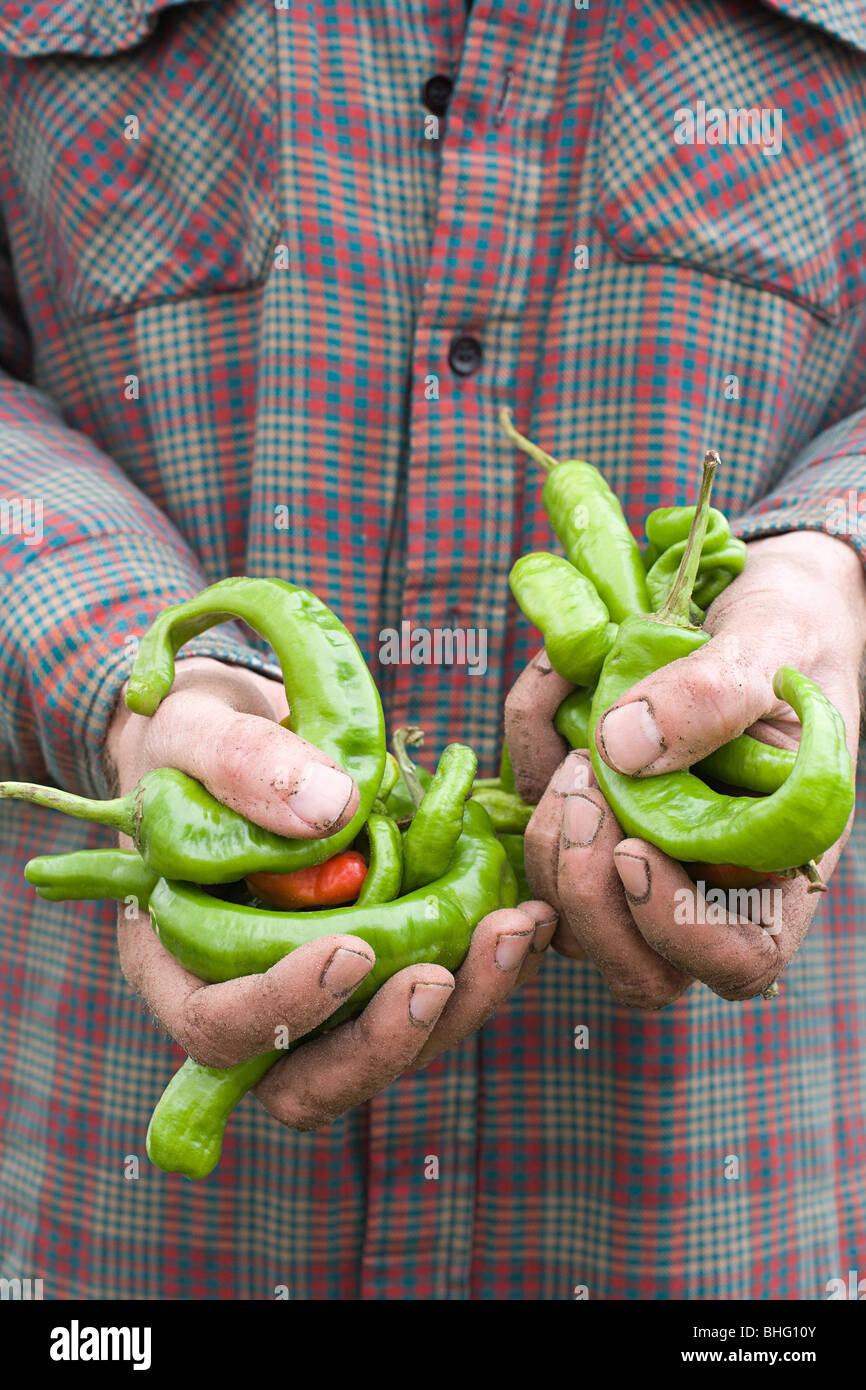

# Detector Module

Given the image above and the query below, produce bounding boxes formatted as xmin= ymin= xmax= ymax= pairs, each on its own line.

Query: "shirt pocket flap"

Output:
xmin=0 ymin=1 xmax=199 ymax=58
xmin=758 ymin=0 xmax=866 ymax=56
xmin=0 ymin=0 xmax=277 ymax=318
xmin=594 ymin=0 xmax=866 ymax=322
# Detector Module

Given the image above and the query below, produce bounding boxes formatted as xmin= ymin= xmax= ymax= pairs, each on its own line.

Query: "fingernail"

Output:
xmin=321 ymin=947 xmax=373 ymax=998
xmin=562 ymin=793 xmax=602 ymax=847
xmin=495 ymin=929 xmax=534 ymax=971
xmin=531 ymin=915 xmax=558 ymax=952
xmin=615 ymin=851 xmax=651 ymax=903
xmin=533 ymin=649 xmax=553 ymax=673
xmin=288 ymin=762 xmax=354 ymax=829
xmin=600 ymin=700 xmax=664 ymax=775
xmin=409 ymin=981 xmax=453 ymax=1026
xmin=551 ymin=753 xmax=593 ymax=795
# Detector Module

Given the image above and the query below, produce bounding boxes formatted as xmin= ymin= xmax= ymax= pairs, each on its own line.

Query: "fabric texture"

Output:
xmin=0 ymin=0 xmax=865 ymax=1299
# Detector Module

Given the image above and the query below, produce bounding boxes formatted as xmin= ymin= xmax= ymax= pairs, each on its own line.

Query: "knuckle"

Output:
xmin=682 ymin=653 xmax=766 ymax=733
xmin=688 ymin=660 xmax=732 ymax=706
xmin=212 ymin=714 xmax=259 ymax=788
xmin=712 ymin=935 xmax=781 ymax=1001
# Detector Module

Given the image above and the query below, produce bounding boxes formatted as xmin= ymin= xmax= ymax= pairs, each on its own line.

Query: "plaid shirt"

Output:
xmin=1 ymin=0 xmax=866 ymax=1300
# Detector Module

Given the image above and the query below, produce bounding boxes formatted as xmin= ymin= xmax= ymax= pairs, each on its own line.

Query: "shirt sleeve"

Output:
xmin=733 ymin=408 xmax=866 ymax=564
xmin=0 ymin=247 xmax=280 ymax=799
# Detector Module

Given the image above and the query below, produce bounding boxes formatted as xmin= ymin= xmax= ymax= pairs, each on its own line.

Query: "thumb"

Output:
xmin=145 ymin=686 xmax=360 ymax=839
xmin=594 ymin=630 xmax=784 ymax=777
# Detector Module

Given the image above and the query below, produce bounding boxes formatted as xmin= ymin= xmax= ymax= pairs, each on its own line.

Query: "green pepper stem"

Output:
xmin=499 ymin=406 xmax=560 ymax=473
xmin=0 ymin=781 xmax=135 ymax=835
xmin=391 ymin=727 xmax=427 ymax=810
xmin=657 ymin=451 xmax=720 ymax=628
xmin=800 ymin=859 xmax=828 ymax=894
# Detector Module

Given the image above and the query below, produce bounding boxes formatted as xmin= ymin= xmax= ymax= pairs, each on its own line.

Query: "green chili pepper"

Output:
xmin=376 ymin=753 xmax=401 ymax=803
xmin=553 ymin=688 xmax=593 ymax=749
xmin=0 ymin=579 xmax=386 ymax=883
xmin=643 ymin=503 xmax=732 ymax=565
xmin=24 ymin=849 xmax=159 ymax=904
xmin=498 ymin=832 xmax=531 ymax=902
xmin=509 ymin=552 xmax=616 ymax=684
xmin=643 ymin=504 xmax=747 ymax=614
xmin=354 ymin=812 xmax=403 ymax=907
xmin=696 ymin=739 xmax=794 ymax=795
xmin=398 ymin=741 xmax=478 ymax=894
xmin=498 ymin=740 xmax=516 ymax=792
xmin=500 ymin=407 xmax=651 ymax=622
xmin=145 ymin=799 xmax=515 ymax=1177
xmin=588 ymin=454 xmax=855 ymax=872
xmin=470 ymin=786 xmax=533 ymax=834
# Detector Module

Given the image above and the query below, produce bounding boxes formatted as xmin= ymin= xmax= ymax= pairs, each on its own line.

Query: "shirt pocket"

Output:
xmin=593 ymin=0 xmax=866 ymax=323
xmin=0 ymin=0 xmax=278 ymax=320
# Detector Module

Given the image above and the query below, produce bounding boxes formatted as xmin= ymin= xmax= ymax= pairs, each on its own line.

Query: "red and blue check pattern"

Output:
xmin=1 ymin=0 xmax=866 ymax=1299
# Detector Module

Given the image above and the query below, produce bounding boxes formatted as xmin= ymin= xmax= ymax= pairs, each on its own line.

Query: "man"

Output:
xmin=0 ymin=1 xmax=864 ymax=1299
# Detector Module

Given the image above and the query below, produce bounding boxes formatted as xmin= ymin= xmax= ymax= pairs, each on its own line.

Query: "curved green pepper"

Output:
xmin=498 ymin=740 xmax=516 ymax=792
xmin=500 ymin=407 xmax=651 ymax=622
xmin=469 ymin=786 xmax=534 ymax=834
xmin=355 ymin=812 xmax=403 ymax=906
xmin=25 ymin=848 xmax=159 ymax=903
xmin=509 ymin=552 xmax=616 ymax=684
xmin=643 ymin=504 xmax=747 ymax=614
xmin=0 ymin=579 xmax=386 ymax=883
xmin=497 ymin=832 xmax=531 ymax=902
xmin=553 ymin=688 xmax=594 ymax=750
xmin=400 ymin=742 xmax=477 ymax=893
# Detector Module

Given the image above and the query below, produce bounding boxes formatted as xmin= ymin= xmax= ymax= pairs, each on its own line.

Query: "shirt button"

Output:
xmin=422 ymin=74 xmax=453 ymax=116
xmin=448 ymin=334 xmax=483 ymax=377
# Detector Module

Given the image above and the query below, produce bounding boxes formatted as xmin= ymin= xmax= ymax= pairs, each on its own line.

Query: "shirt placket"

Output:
xmin=361 ymin=0 xmax=570 ymax=1300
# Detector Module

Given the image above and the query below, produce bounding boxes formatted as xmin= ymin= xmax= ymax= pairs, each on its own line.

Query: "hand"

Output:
xmin=107 ymin=657 xmax=557 ymax=1126
xmin=508 ymin=532 xmax=866 ymax=1007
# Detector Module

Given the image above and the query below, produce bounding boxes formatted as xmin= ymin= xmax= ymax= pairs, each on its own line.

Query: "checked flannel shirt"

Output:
xmin=1 ymin=0 xmax=866 ymax=1300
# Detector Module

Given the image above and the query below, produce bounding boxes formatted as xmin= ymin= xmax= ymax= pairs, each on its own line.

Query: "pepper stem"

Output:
xmin=799 ymin=859 xmax=828 ymax=894
xmin=391 ymin=727 xmax=427 ymax=810
xmin=499 ymin=407 xmax=560 ymax=473
xmin=657 ymin=451 xmax=720 ymax=628
xmin=0 ymin=781 xmax=135 ymax=835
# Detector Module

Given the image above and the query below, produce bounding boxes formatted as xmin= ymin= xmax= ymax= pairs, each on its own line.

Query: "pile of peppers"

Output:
xmin=0 ymin=413 xmax=856 ymax=1179
xmin=500 ymin=410 xmax=854 ymax=886
xmin=0 ymin=579 xmax=518 ymax=1179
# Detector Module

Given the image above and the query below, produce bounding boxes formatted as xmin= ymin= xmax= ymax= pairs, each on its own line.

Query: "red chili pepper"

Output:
xmin=246 ymin=850 xmax=368 ymax=910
